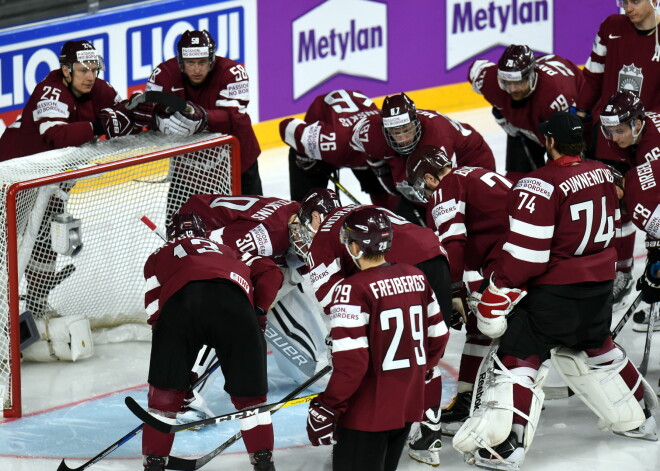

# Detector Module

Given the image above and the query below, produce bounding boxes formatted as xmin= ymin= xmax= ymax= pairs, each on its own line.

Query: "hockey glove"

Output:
xmin=307 ymin=396 xmax=338 ymax=446
xmin=295 ymin=151 xmax=321 ymax=173
xmin=100 ymin=104 xmax=141 ymax=138
xmin=491 ymin=107 xmax=520 ymax=137
xmin=396 ymin=180 xmax=427 ymax=203
xmin=636 ymin=261 xmax=660 ymax=304
xmin=367 ymin=159 xmax=397 ymax=196
xmin=451 ymin=281 xmax=469 ymax=331
xmin=127 ymin=92 xmax=156 ymax=128
xmin=475 ymin=277 xmax=526 ymax=338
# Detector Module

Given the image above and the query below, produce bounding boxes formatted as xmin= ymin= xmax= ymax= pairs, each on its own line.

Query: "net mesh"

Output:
xmin=0 ymin=132 xmax=236 ymax=413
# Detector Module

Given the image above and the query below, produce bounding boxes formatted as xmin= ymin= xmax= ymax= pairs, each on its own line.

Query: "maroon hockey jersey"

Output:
xmin=308 ymin=205 xmax=447 ymax=308
xmin=602 ymin=111 xmax=660 ymax=167
xmin=144 ymin=237 xmax=254 ymax=324
xmin=321 ymin=262 xmax=449 ymax=431
xmin=625 ymin=159 xmax=660 ymax=239
xmin=353 ymin=111 xmax=496 ymax=185
xmin=145 ymin=56 xmax=260 ymax=172
xmin=426 ymin=167 xmax=512 ymax=282
xmin=177 ymin=195 xmax=300 ymax=263
xmin=491 ymin=158 xmax=620 ymax=288
xmin=468 ymin=54 xmax=584 ymax=145
xmin=0 ymin=70 xmax=120 ymax=160
xmin=578 ymin=14 xmax=660 ymax=162
xmin=280 ymin=89 xmax=380 ymax=168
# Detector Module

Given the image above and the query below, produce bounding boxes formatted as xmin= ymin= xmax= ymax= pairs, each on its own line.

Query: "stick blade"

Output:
xmin=56 ymin=459 xmax=77 ymax=471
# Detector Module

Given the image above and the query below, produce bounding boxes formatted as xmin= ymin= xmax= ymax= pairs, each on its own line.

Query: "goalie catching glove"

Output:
xmin=475 ymin=276 xmax=526 ymax=338
xmin=156 ymin=101 xmax=208 ymax=136
xmin=307 ymin=396 xmax=338 ymax=446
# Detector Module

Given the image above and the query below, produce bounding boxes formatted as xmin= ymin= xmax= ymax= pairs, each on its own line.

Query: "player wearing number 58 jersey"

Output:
xmin=142 ymin=214 xmax=280 ymax=471
xmin=306 ymin=208 xmax=449 ymax=471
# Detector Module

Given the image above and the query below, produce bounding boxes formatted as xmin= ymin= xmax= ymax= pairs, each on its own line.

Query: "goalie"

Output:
xmin=453 ymin=112 xmax=657 ymax=471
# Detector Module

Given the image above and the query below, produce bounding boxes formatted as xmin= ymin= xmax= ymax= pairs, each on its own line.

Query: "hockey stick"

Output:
xmin=166 ymin=364 xmax=332 ymax=470
xmin=517 ymin=135 xmax=538 ymax=172
xmin=543 ymin=292 xmax=643 ymax=400
xmin=638 ymin=302 xmax=658 ymax=376
xmin=127 ymin=91 xmax=187 ymax=114
xmin=140 ymin=215 xmax=167 ymax=242
xmin=56 ymin=361 xmax=221 ymax=471
xmin=327 ymin=172 xmax=361 ymax=205
xmin=126 ymin=392 xmax=319 ymax=434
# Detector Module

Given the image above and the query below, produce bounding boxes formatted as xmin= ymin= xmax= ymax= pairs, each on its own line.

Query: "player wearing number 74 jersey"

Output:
xmin=306 ymin=207 xmax=449 ymax=471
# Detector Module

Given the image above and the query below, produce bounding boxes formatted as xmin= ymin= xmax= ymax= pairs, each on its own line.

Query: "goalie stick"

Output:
xmin=127 ymin=90 xmax=187 ymax=114
xmin=543 ymin=292 xmax=644 ymax=400
xmin=165 ymin=364 xmax=332 ymax=470
xmin=56 ymin=361 xmax=221 ymax=471
xmin=126 ymin=391 xmax=319 ymax=434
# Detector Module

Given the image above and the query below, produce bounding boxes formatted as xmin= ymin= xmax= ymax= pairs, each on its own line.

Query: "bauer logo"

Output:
xmin=292 ymin=0 xmax=388 ymax=99
xmin=446 ymin=0 xmax=553 ymax=69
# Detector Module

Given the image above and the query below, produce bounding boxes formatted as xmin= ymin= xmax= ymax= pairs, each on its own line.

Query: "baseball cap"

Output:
xmin=537 ymin=111 xmax=583 ymax=145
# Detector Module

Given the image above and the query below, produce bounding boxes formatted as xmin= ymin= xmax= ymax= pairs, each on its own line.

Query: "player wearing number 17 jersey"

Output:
xmin=142 ymin=214 xmax=279 ymax=471
xmin=305 ymin=208 xmax=449 ymax=471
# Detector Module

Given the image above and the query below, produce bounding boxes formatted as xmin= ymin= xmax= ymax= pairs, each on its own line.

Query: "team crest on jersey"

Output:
xmin=618 ymin=64 xmax=643 ymax=95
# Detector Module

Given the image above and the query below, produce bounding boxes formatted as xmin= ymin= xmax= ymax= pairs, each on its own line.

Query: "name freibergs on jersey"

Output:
xmin=369 ymin=274 xmax=426 ymax=299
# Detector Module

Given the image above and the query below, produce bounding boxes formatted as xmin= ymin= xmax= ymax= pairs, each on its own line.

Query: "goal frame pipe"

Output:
xmin=3 ymin=135 xmax=240 ymax=418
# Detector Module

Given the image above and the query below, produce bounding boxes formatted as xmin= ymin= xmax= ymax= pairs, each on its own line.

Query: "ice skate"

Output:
xmin=614 ymin=412 xmax=658 ymax=442
xmin=470 ymin=431 xmax=525 ymax=471
xmin=632 ymin=305 xmax=660 ymax=332
xmin=440 ymin=391 xmax=472 ymax=436
xmin=612 ymin=270 xmax=633 ymax=304
xmin=252 ymin=449 xmax=276 ymax=470
xmin=408 ymin=420 xmax=442 ymax=467
xmin=143 ymin=456 xmax=167 ymax=471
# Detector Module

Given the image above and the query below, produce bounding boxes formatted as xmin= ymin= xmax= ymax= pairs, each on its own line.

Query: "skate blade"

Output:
xmin=407 ymin=451 xmax=440 ymax=467
xmin=613 ymin=430 xmax=658 ymax=442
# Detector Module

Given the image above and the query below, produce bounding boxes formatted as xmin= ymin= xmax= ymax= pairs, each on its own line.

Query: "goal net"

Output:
xmin=0 ymin=132 xmax=239 ymax=417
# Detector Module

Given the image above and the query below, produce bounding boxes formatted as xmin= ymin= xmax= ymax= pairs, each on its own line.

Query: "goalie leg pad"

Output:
xmin=550 ymin=347 xmax=649 ymax=432
xmin=22 ymin=315 xmax=93 ymax=362
xmin=453 ymin=350 xmax=547 ymax=455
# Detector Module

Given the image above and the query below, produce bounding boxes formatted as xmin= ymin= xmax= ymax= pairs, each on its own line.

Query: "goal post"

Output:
xmin=1 ymin=132 xmax=240 ymax=418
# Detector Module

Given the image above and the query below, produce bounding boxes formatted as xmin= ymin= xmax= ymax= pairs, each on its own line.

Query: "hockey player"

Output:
xmin=279 ymin=89 xmax=396 ymax=209
xmin=600 ymin=91 xmax=660 ymax=321
xmin=177 ymin=194 xmax=329 ymax=388
xmin=291 ymin=188 xmax=452 ymax=466
xmin=351 ymin=92 xmax=496 ymax=223
xmin=142 ymin=30 xmax=263 ymax=196
xmin=405 ymin=144 xmax=512 ymax=433
xmin=575 ymin=0 xmax=660 ymax=301
xmin=0 ymin=40 xmax=143 ymax=160
xmin=453 ymin=112 xmax=657 ymax=471
xmin=306 ymin=207 xmax=449 ymax=471
xmin=467 ymin=44 xmax=584 ymax=183
xmin=0 ymin=40 xmax=145 ymax=317
xmin=141 ymin=213 xmax=280 ymax=471
xmin=623 ymin=159 xmax=660 ymax=333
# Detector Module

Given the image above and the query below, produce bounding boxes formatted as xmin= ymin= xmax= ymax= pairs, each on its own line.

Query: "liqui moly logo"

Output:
xmin=292 ymin=0 xmax=388 ymax=99
xmin=446 ymin=0 xmax=553 ymax=69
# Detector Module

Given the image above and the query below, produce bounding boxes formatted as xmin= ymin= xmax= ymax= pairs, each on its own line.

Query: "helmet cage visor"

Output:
xmin=383 ymin=119 xmax=422 ymax=155
xmin=497 ymin=67 xmax=537 ymax=96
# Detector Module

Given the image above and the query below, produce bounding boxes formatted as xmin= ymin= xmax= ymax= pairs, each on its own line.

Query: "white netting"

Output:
xmin=0 ymin=131 xmax=237 ymax=414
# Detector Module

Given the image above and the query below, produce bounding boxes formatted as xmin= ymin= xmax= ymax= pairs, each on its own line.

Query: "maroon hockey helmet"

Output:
xmin=497 ymin=45 xmax=537 ymax=96
xmin=177 ymin=30 xmax=216 ymax=69
xmin=381 ymin=93 xmax=422 ymax=155
xmin=340 ymin=207 xmax=393 ymax=257
xmin=59 ymin=40 xmax=104 ymax=73
xmin=600 ymin=91 xmax=645 ymax=140
xmin=167 ymin=213 xmax=207 ymax=240
xmin=297 ymin=188 xmax=341 ymax=228
xmin=406 ymin=145 xmax=452 ymax=190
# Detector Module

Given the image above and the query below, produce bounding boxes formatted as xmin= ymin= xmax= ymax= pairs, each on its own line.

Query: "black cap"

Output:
xmin=537 ymin=111 xmax=583 ymax=145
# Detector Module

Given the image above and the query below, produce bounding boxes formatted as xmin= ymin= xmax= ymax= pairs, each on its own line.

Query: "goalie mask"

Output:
xmin=497 ymin=45 xmax=537 ymax=100
xmin=406 ymin=144 xmax=452 ymax=202
xmin=600 ymin=91 xmax=646 ymax=142
xmin=167 ymin=213 xmax=207 ymax=240
xmin=177 ymin=30 xmax=216 ymax=70
xmin=381 ymin=93 xmax=422 ymax=156
xmin=340 ymin=207 xmax=393 ymax=262
xmin=59 ymin=40 xmax=104 ymax=76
